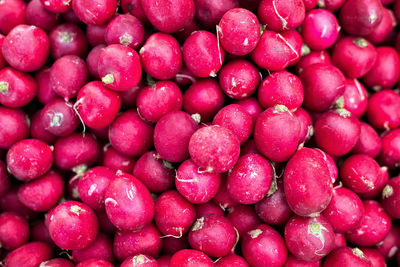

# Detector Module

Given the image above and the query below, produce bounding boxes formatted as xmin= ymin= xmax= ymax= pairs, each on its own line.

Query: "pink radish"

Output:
xmin=258 ymin=0 xmax=305 ymax=31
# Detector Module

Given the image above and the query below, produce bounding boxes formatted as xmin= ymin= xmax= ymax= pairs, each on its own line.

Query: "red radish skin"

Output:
xmin=227 ymin=154 xmax=273 ymax=204
xmin=299 ymin=63 xmax=345 ymax=112
xmin=105 ymin=14 xmax=145 ymax=50
xmin=47 ymin=201 xmax=98 ymax=250
xmin=251 ymin=29 xmax=302 ymax=71
xmin=109 ymin=110 xmax=153 ymax=157
xmin=96 ymin=211 xmax=117 ymax=234
xmin=17 ymin=171 xmax=64 ymax=212
xmin=31 ymin=221 xmax=53 ymax=245
xmin=218 ymin=8 xmax=260 ymax=56
xmin=40 ymin=259 xmax=75 ymax=267
xmin=31 ymin=110 xmax=57 ymax=145
xmin=133 ymin=151 xmax=175 ymax=193
xmin=355 ymin=166 xmax=387 ymax=199
xmin=340 ymin=154 xmax=382 ymax=194
xmin=255 ymin=179 xmax=293 ymax=225
xmin=254 ymin=105 xmax=300 ymax=162
xmin=72 ymin=0 xmax=117 ymax=25
xmin=0 ymin=161 xmax=10 ymax=197
xmin=136 ymin=81 xmax=183 ymax=123
xmin=226 ymin=205 xmax=261 ymax=238
xmin=0 ymin=187 xmax=37 ymax=220
xmin=294 ymin=108 xmax=313 ymax=143
xmin=346 ymin=200 xmax=392 ymax=246
xmin=2 ymin=25 xmax=49 ymax=72
xmin=162 ymin=235 xmax=189 ymax=254
xmin=322 ymin=187 xmax=364 ymax=233
xmin=54 ymin=133 xmax=99 ymax=170
xmin=366 ymin=89 xmax=400 ymax=130
xmin=76 ymin=259 xmax=114 ymax=267
xmin=376 ymin=224 xmax=400 ymax=259
xmin=169 ymin=249 xmax=214 ymax=267
xmin=0 ymin=0 xmax=27 ymax=35
xmin=339 ymin=79 xmax=368 ymax=118
xmin=183 ymin=30 xmax=225 ymax=78
xmin=86 ymin=45 xmax=106 ymax=79
xmin=176 ymin=159 xmax=221 ymax=203
xmin=173 ymin=19 xmax=202 ymax=43
xmin=195 ymin=202 xmax=224 ymax=218
xmin=314 ymin=109 xmax=361 ymax=157
xmin=86 ymin=23 xmax=107 ymax=47
xmin=366 ymin=7 xmax=396 ymax=44
xmin=296 ymin=50 xmax=332 ymax=74
xmin=285 ymin=215 xmax=335 ymax=261
xmin=7 ymin=139 xmax=53 ymax=181
xmin=121 ymin=0 xmax=149 ymax=25
xmin=234 ymin=98 xmax=263 ymax=125
xmin=139 ymin=33 xmax=182 ymax=80
xmin=76 ymin=81 xmax=121 ymax=129
xmin=113 ymin=224 xmax=162 ymax=261
xmin=120 ymin=79 xmax=145 ymax=107
xmin=194 ymin=0 xmax=239 ymax=29
xmin=98 ymin=44 xmax=142 ymax=92
xmin=258 ymin=0 xmax=305 ymax=31
xmin=0 ymin=212 xmax=29 ymax=250
xmin=35 ymin=68 xmax=57 ymax=105
xmin=50 ymin=55 xmax=88 ymax=101
xmin=120 ymin=254 xmax=158 ymax=267
xmin=26 ymin=0 xmax=59 ymax=32
xmin=154 ymin=111 xmax=199 ymax=162
xmin=188 ymin=214 xmax=236 ymax=257
xmin=0 ymin=67 xmax=37 ymax=108
xmin=72 ymin=233 xmax=114 ymax=264
xmin=174 ymin=66 xmax=197 ymax=86
xmin=155 ymin=190 xmax=196 ymax=236
xmin=216 ymin=254 xmax=249 ymax=267
xmin=333 ymin=233 xmax=347 ymax=249
xmin=40 ymin=0 xmax=71 ymax=13
xmin=379 ymin=129 xmax=400 ymax=169
xmin=158 ymin=254 xmax=172 ymax=266
xmin=381 ymin=176 xmax=400 ymax=218
xmin=352 ymin=122 xmax=382 ymax=158
xmin=183 ymin=79 xmax=226 ymax=122
xmin=4 ymin=242 xmax=53 ymax=267
xmin=360 ymin=248 xmax=386 ymax=267
xmin=317 ymin=0 xmax=345 ymax=11
xmin=49 ymin=23 xmax=88 ymax=59
xmin=0 ymin=107 xmax=29 ymax=149
xmin=104 ymin=171 xmax=154 ymax=231
xmin=323 ymin=247 xmax=373 ymax=267
xmin=317 ymin=149 xmax=338 ymax=183
xmin=212 ymin=175 xmax=239 ymax=209
xmin=0 ymin=34 xmax=6 ymax=68
xmin=284 ymin=255 xmax=321 ymax=267
xmin=363 ymin=47 xmax=400 ymax=90
xmin=258 ymin=71 xmax=304 ymax=110
xmin=189 ymin=125 xmax=240 ymax=173
xmin=242 ymin=224 xmax=288 ymax=267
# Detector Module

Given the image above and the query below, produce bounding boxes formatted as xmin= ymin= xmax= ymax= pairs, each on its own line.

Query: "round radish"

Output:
xmin=352 ymin=122 xmax=382 ymax=158
xmin=103 ymin=145 xmax=136 ymax=173
xmin=35 ymin=68 xmax=57 ymax=105
xmin=169 ymin=249 xmax=214 ymax=267
xmin=0 ymin=107 xmax=29 ymax=149
xmin=39 ymin=259 xmax=75 ymax=267
xmin=258 ymin=0 xmax=305 ymax=31
xmin=26 ymin=0 xmax=59 ymax=32
xmin=317 ymin=0 xmax=345 ymax=11
xmin=294 ymin=108 xmax=313 ymax=143
xmin=0 ymin=0 xmax=27 ymax=35
xmin=194 ymin=0 xmax=239 ymax=29
xmin=76 ymin=259 xmax=113 ymax=267
xmin=381 ymin=176 xmax=400 ymax=219
xmin=72 ymin=0 xmax=117 ymax=25
xmin=0 ymin=187 xmax=37 ymax=220
xmin=234 ymin=98 xmax=263 ymax=125
xmin=379 ymin=129 xmax=400 ymax=169
xmin=72 ymin=233 xmax=114 ymax=264
xmin=40 ymin=0 xmax=71 ymax=12
xmin=376 ymin=224 xmax=400 ymax=259
xmin=86 ymin=45 xmax=105 ymax=79
xmin=360 ymin=248 xmax=386 ymax=267
xmin=30 ymin=110 xmax=57 ymax=145
xmin=120 ymin=254 xmax=158 ymax=267
xmin=120 ymin=79 xmax=145 ymax=107
xmin=105 ymin=14 xmax=145 ymax=50
xmin=162 ymin=236 xmax=189 ymax=255
xmin=296 ymin=50 xmax=331 ymax=74
xmin=86 ymin=23 xmax=107 ymax=47
xmin=339 ymin=79 xmax=368 ymax=118
xmin=0 ymin=212 xmax=29 ymax=250
xmin=49 ymin=23 xmax=88 ymax=59
xmin=284 ymin=255 xmax=320 ymax=266
xmin=216 ymin=254 xmax=248 ymax=266
xmin=323 ymin=247 xmax=372 ymax=267
xmin=366 ymin=89 xmax=400 ymax=130
xmin=121 ymin=0 xmax=148 ymax=25
xmin=96 ymin=211 xmax=117 ymax=235
xmin=4 ymin=242 xmax=53 ymax=267
xmin=226 ymin=205 xmax=261 ymax=238
xmin=366 ymin=7 xmax=396 ymax=44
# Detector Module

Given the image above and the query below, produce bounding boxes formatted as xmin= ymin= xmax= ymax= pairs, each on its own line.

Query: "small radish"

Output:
xmin=169 ymin=249 xmax=214 ymax=267
xmin=0 ymin=107 xmax=29 ymax=149
xmin=194 ymin=0 xmax=239 ymax=29
xmin=105 ymin=14 xmax=145 ymax=50
xmin=234 ymin=97 xmax=263 ymax=125
xmin=0 ymin=212 xmax=29 ymax=250
xmin=195 ymin=202 xmax=225 ymax=218
xmin=366 ymin=89 xmax=400 ymax=130
xmin=31 ymin=110 xmax=57 ymax=144
xmin=35 ymin=68 xmax=58 ymax=105
xmin=120 ymin=254 xmax=158 ymax=267
xmin=216 ymin=254 xmax=249 ymax=267
xmin=4 ymin=242 xmax=53 ymax=267
xmin=212 ymin=175 xmax=239 ymax=209
xmin=323 ymin=247 xmax=372 ymax=267
xmin=26 ymin=0 xmax=59 ymax=32
xmin=365 ymin=7 xmax=396 ymax=45
xmin=96 ymin=211 xmax=117 ymax=235
xmin=86 ymin=23 xmax=107 ymax=47
xmin=339 ymin=79 xmax=368 ymax=118
xmin=317 ymin=0 xmax=345 ymax=11
xmin=0 ymin=0 xmax=27 ymax=35
xmin=86 ymin=45 xmax=106 ymax=79
xmin=162 ymin=236 xmax=189 ymax=254
xmin=120 ymin=79 xmax=145 ymax=107
xmin=0 ymin=187 xmax=37 ymax=220
xmin=360 ymin=248 xmax=386 ymax=267
xmin=381 ymin=176 xmax=400 ymax=219
xmin=72 ymin=233 xmax=114 ymax=264
xmin=49 ymin=23 xmax=88 ymax=59
xmin=121 ymin=0 xmax=149 ymax=25
xmin=258 ymin=0 xmax=305 ymax=31
xmin=359 ymin=166 xmax=389 ymax=199
xmin=296 ymin=50 xmax=331 ymax=74
xmin=72 ymin=0 xmax=117 ymax=25
xmin=376 ymin=224 xmax=400 ymax=259
xmin=294 ymin=108 xmax=313 ymax=144
xmin=226 ymin=205 xmax=261 ymax=238
xmin=379 ymin=129 xmax=400 ymax=169
xmin=0 ymin=160 xmax=10 ymax=197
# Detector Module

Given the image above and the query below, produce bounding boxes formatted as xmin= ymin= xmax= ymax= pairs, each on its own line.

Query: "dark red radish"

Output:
xmin=141 ymin=0 xmax=195 ymax=33
xmin=120 ymin=79 xmax=145 ymax=108
xmin=299 ymin=63 xmax=345 ymax=112
xmin=359 ymin=165 xmax=388 ymax=200
xmin=0 ymin=67 xmax=37 ymax=108
xmin=314 ymin=109 xmax=361 ymax=157
xmin=35 ymin=68 xmax=57 ymax=105
xmin=0 ymin=187 xmax=37 ymax=220
xmin=139 ymin=33 xmax=182 ymax=80
xmin=0 ymin=107 xmax=29 ymax=149
xmin=169 ymin=249 xmax=214 ymax=267
xmin=317 ymin=0 xmax=345 ymax=11
xmin=86 ymin=23 xmax=107 ymax=47
xmin=284 ymin=255 xmax=321 ymax=267
xmin=296 ymin=50 xmax=332 ymax=74
xmin=242 ymin=224 xmax=288 ymax=267
xmin=26 ymin=0 xmax=59 ymax=32
xmin=174 ymin=66 xmax=197 ymax=86
xmin=49 ymin=23 xmax=88 ymax=59
xmin=109 ymin=110 xmax=153 ymax=157
xmin=86 ymin=45 xmax=106 ymax=79
xmin=195 ymin=202 xmax=224 ymax=218
xmin=40 ymin=0 xmax=71 ymax=12
xmin=105 ymin=14 xmax=145 ymax=50
xmin=162 ymin=235 xmax=190 ymax=255
xmin=194 ymin=0 xmax=239 ymax=29
xmin=4 ymin=242 xmax=53 ymax=267
xmin=72 ymin=233 xmax=114 ymax=264
xmin=255 ymin=179 xmax=293 ymax=225
xmin=338 ymin=79 xmax=368 ymax=118
xmin=376 ymin=224 xmax=400 ymax=259
xmin=72 ymin=0 xmax=117 ymax=25
xmin=113 ymin=224 xmax=162 ymax=261
xmin=366 ymin=89 xmax=400 ymax=130
xmin=183 ymin=79 xmax=226 ymax=122
xmin=258 ymin=0 xmax=305 ymax=31
xmin=212 ymin=175 xmax=239 ymax=210
xmin=0 ymin=161 xmax=10 ymax=197
xmin=216 ymin=254 xmax=249 ymax=267
xmin=333 ymin=233 xmax=347 ymax=249
xmin=360 ymin=248 xmax=386 ymax=267
xmin=0 ymin=0 xmax=27 ymax=35
xmin=104 ymin=171 xmax=154 ymax=231
xmin=183 ymin=30 xmax=225 ymax=77
xmin=363 ymin=47 xmax=400 ymax=90
xmin=155 ymin=190 xmax=196 ymax=237
xmin=365 ymin=7 xmax=396 ymax=45
xmin=96 ymin=211 xmax=117 ymax=235
xmin=120 ymin=254 xmax=158 ymax=267
xmin=173 ymin=19 xmax=202 ymax=43
xmin=31 ymin=110 xmax=57 ymax=145
xmin=0 ymin=212 xmax=29 ymax=250
xmin=121 ymin=0 xmax=149 ymax=25
xmin=379 ymin=129 xmax=400 ymax=169
xmin=254 ymin=105 xmax=300 ymax=162
xmin=188 ymin=214 xmax=236 ymax=257
xmin=2 ymin=24 xmax=49 ymax=72
xmin=284 ymin=148 xmax=333 ymax=217
xmin=39 ymin=258 xmax=75 ymax=267
xmin=381 ymin=176 xmax=400 ymax=218
xmin=226 ymin=205 xmax=261 ymax=238
xmin=294 ymin=108 xmax=313 ymax=144
xmin=323 ymin=247 xmax=372 ymax=267
xmin=322 ymin=187 xmax=364 ymax=233
xmin=189 ymin=125 xmax=240 ymax=173
xmin=176 ymin=159 xmax=221 ymax=203
xmin=154 ymin=111 xmax=199 ymax=163
xmin=31 ymin=221 xmax=53 ymax=245
xmin=76 ymin=259 xmax=114 ymax=267
xmin=76 ymin=81 xmax=121 ymax=129
xmin=98 ymin=44 xmax=142 ymax=92
xmin=346 ymin=200 xmax=391 ymax=246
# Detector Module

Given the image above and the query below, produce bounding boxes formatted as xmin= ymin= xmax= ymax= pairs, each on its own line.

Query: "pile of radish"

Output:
xmin=1 ymin=0 xmax=400 ymax=266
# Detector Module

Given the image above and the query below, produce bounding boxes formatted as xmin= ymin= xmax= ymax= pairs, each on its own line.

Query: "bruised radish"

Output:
xmin=72 ymin=233 xmax=114 ymax=264
xmin=4 ymin=242 xmax=53 ymax=267
xmin=258 ymin=0 xmax=305 ymax=31
xmin=0 ymin=212 xmax=29 ymax=250
xmin=226 ymin=205 xmax=261 ymax=238
xmin=169 ymin=249 xmax=214 ymax=267
xmin=105 ymin=14 xmax=145 ymax=50
xmin=323 ymin=247 xmax=372 ymax=267
xmin=379 ymin=129 xmax=400 ymax=169
xmin=381 ymin=176 xmax=400 ymax=219
xmin=366 ymin=89 xmax=400 ymax=130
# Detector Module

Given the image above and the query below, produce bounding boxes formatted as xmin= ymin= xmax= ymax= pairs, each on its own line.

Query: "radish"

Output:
xmin=317 ymin=0 xmax=345 ymax=11
xmin=294 ymin=108 xmax=313 ymax=144
xmin=26 ymin=0 xmax=59 ymax=32
xmin=366 ymin=7 xmax=396 ymax=45
xmin=183 ymin=30 xmax=225 ymax=77
xmin=47 ymin=201 xmax=98 ymax=250
xmin=140 ymin=0 xmax=195 ymax=33
xmin=169 ymin=249 xmax=214 ymax=267
xmin=35 ymin=68 xmax=57 ymax=105
xmin=40 ymin=259 xmax=75 ymax=267
xmin=104 ymin=171 xmax=154 ymax=231
xmin=194 ymin=0 xmax=239 ymax=29
xmin=72 ymin=233 xmax=114 ymax=264
xmin=4 ymin=242 xmax=53 ymax=267
xmin=176 ymin=159 xmax=221 ymax=203
xmin=86 ymin=23 xmax=107 ymax=47
xmin=139 ymin=33 xmax=182 ymax=80
xmin=0 ymin=160 xmax=10 ymax=197
xmin=258 ymin=71 xmax=304 ymax=111
xmin=255 ymin=179 xmax=293 ymax=225
xmin=0 ymin=0 xmax=27 ymax=35
xmin=96 ymin=211 xmax=117 ymax=234
xmin=242 ymin=224 xmax=288 ymax=267
xmin=360 ymin=248 xmax=386 ymax=267
xmin=346 ymin=200 xmax=391 ymax=246
xmin=40 ymin=0 xmax=71 ymax=12
xmin=188 ymin=214 xmax=236 ymax=257
xmin=322 ymin=187 xmax=364 ymax=233
xmin=189 ymin=125 xmax=240 ymax=173
xmin=381 ymin=176 xmax=400 ymax=218
xmin=0 ymin=187 xmax=37 ymax=220
xmin=174 ymin=66 xmax=197 ymax=86
xmin=155 ymin=190 xmax=196 ymax=236
xmin=333 ymin=233 xmax=347 ymax=249
xmin=323 ymin=247 xmax=372 ymax=266
xmin=120 ymin=255 xmax=158 ymax=267
xmin=195 ymin=202 xmax=225 ymax=218
xmin=76 ymin=259 xmax=113 ymax=267
xmin=113 ymin=224 xmax=162 ymax=261
xmin=212 ymin=175 xmax=239 ymax=209
xmin=258 ymin=0 xmax=305 ymax=31
xmin=0 ymin=212 xmax=29 ymax=250
xmin=339 ymin=79 xmax=368 ymax=118
xmin=226 ymin=205 xmax=261 ymax=238
xmin=72 ymin=0 xmax=117 ymax=25
xmin=31 ymin=110 xmax=57 ymax=144
xmin=162 ymin=235 xmax=189 ymax=254
xmin=2 ymin=24 xmax=49 ymax=72
xmin=0 ymin=107 xmax=29 ymax=149
xmin=183 ymin=79 xmax=226 ymax=122
xmin=360 ymin=166 xmax=389 ymax=199
xmin=331 ymin=37 xmax=377 ymax=79
xmin=31 ymin=221 xmax=52 ymax=245
xmin=121 ymin=0 xmax=148 ymax=25
xmin=120 ymin=79 xmax=145 ymax=107
xmin=158 ymin=255 xmax=171 ymax=267
xmin=234 ymin=98 xmax=263 ymax=125
xmin=314 ymin=109 xmax=361 ymax=156
xmin=254 ymin=105 xmax=300 ymax=162
xmin=86 ymin=45 xmax=105 ymax=79
xmin=216 ymin=254 xmax=249 ymax=267
xmin=296 ymin=50 xmax=331 ymax=74
xmin=284 ymin=255 xmax=321 ymax=267
xmin=285 ymin=215 xmax=335 ymax=261
xmin=284 ymin=148 xmax=333 ymax=217
xmin=0 ymin=34 xmax=6 ymax=69
xmin=317 ymin=149 xmax=338 ymax=183
xmin=376 ymin=225 xmax=400 ymax=259
xmin=173 ymin=19 xmax=201 ymax=43
xmin=49 ymin=23 xmax=88 ymax=59
xmin=366 ymin=89 xmax=400 ymax=130
xmin=105 ymin=14 xmax=145 ymax=50
xmin=379 ymin=129 xmax=400 ymax=169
